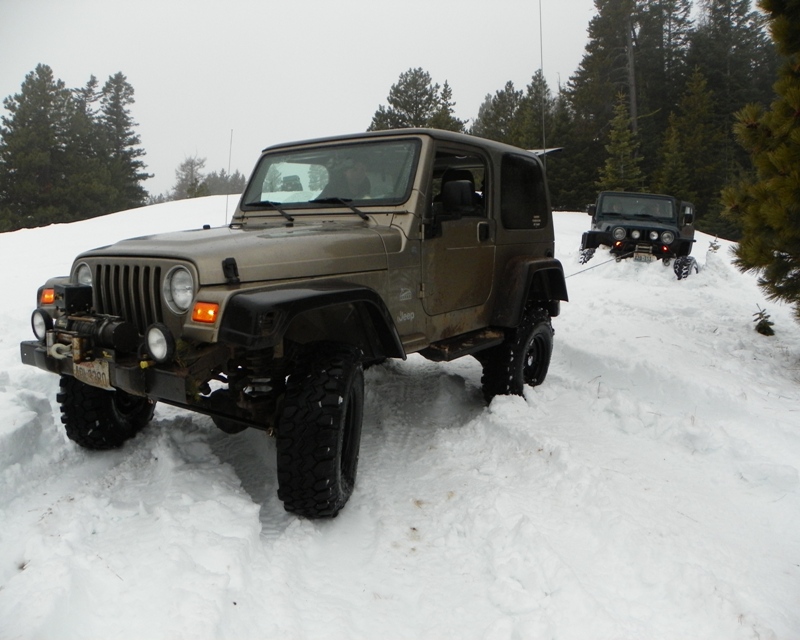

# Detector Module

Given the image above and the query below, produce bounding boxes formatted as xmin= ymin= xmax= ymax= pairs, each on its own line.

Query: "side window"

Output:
xmin=431 ymin=149 xmax=487 ymax=218
xmin=500 ymin=154 xmax=548 ymax=229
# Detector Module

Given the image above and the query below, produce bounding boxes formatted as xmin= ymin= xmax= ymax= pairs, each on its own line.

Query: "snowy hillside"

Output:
xmin=1 ymin=196 xmax=799 ymax=639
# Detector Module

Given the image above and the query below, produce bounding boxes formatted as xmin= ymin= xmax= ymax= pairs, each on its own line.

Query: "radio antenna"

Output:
xmin=225 ymin=129 xmax=233 ymax=224
xmin=539 ymin=0 xmax=547 ymax=172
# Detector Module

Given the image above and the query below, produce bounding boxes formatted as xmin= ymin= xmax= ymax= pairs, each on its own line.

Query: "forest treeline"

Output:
xmin=369 ymin=0 xmax=778 ymax=240
xmin=0 ymin=66 xmax=245 ymax=232
xmin=0 ymin=1 xmax=778 ymax=237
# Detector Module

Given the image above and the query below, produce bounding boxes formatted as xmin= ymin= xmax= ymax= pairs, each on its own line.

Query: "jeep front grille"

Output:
xmin=92 ymin=262 xmax=165 ymax=335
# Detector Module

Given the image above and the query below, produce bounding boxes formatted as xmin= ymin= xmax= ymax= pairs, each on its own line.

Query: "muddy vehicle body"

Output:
xmin=21 ymin=129 xmax=568 ymax=517
xmin=580 ymin=191 xmax=697 ymax=278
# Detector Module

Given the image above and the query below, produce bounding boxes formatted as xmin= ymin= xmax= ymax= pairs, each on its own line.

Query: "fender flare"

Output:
xmin=581 ymin=231 xmax=604 ymax=250
xmin=218 ymin=283 xmax=406 ymax=359
xmin=491 ymin=257 xmax=569 ymax=327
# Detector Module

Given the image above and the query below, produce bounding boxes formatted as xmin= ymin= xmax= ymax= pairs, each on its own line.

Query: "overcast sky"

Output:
xmin=0 ymin=0 xmax=596 ymax=197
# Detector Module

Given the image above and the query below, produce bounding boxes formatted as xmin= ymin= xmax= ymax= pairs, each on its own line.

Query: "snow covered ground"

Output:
xmin=1 ymin=196 xmax=799 ymax=639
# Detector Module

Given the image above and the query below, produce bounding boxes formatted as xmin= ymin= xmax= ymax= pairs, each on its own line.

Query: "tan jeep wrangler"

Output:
xmin=20 ymin=129 xmax=568 ymax=518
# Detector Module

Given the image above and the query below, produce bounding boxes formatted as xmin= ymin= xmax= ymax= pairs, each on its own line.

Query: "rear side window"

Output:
xmin=500 ymin=154 xmax=548 ymax=229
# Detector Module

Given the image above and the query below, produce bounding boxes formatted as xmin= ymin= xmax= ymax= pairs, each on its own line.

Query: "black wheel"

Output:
xmin=276 ymin=343 xmax=364 ymax=518
xmin=57 ymin=376 xmax=155 ymax=450
xmin=579 ymin=247 xmax=595 ymax=264
xmin=674 ymin=255 xmax=698 ymax=280
xmin=480 ymin=308 xmax=554 ymax=403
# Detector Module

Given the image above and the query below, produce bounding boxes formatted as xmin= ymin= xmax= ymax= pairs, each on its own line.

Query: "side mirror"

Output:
xmin=682 ymin=203 xmax=694 ymax=224
xmin=587 ymin=204 xmax=596 ymax=216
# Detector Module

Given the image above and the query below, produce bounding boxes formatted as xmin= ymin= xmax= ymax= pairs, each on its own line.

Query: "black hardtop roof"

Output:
xmin=599 ymin=190 xmax=679 ymax=202
xmin=261 ymin=128 xmax=537 ymax=157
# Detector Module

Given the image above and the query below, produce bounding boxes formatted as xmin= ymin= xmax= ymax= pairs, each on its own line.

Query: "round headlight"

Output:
xmin=31 ymin=309 xmax=53 ymax=341
xmin=75 ymin=262 xmax=93 ymax=286
xmin=631 ymin=230 xmax=641 ymax=240
xmin=163 ymin=266 xmax=195 ymax=313
xmin=145 ymin=323 xmax=175 ymax=362
xmin=649 ymin=230 xmax=659 ymax=241
xmin=661 ymin=231 xmax=676 ymax=245
xmin=612 ymin=227 xmax=626 ymax=241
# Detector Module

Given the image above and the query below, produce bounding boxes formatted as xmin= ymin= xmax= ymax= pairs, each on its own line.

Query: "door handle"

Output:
xmin=477 ymin=221 xmax=490 ymax=242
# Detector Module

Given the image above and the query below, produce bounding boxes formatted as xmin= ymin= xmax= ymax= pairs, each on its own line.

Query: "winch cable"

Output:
xmin=565 ymin=251 xmax=634 ymax=279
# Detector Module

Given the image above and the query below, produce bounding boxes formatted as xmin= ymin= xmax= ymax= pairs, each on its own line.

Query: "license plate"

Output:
xmin=634 ymin=252 xmax=656 ymax=263
xmin=73 ymin=359 xmax=113 ymax=390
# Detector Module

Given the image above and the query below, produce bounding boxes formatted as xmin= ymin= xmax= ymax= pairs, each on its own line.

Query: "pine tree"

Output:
xmin=0 ymin=64 xmax=73 ymax=230
xmin=170 ymin=155 xmax=208 ymax=200
xmin=368 ymin=68 xmax=454 ymax=130
xmin=569 ymin=0 xmax=638 ymax=138
xmin=668 ymin=68 xmax=728 ymax=232
xmin=515 ymin=70 xmax=554 ymax=150
xmin=597 ymin=93 xmax=645 ymax=191
xmin=688 ymin=0 xmax=779 ymax=174
xmin=99 ymin=72 xmax=149 ymax=212
xmin=426 ymin=81 xmax=465 ymax=132
xmin=470 ymin=81 xmax=524 ymax=144
xmin=722 ymin=0 xmax=800 ymax=321
xmin=204 ymin=168 xmax=247 ymax=196
xmin=636 ymin=0 xmax=694 ymax=177
xmin=653 ymin=112 xmax=691 ymax=198
xmin=63 ymin=75 xmax=116 ymax=220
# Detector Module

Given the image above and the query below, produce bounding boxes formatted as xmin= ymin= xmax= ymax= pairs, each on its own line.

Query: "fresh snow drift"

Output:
xmin=0 ymin=196 xmax=799 ymax=639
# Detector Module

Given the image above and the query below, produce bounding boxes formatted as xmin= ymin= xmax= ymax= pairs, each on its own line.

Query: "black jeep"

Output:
xmin=579 ymin=191 xmax=697 ymax=279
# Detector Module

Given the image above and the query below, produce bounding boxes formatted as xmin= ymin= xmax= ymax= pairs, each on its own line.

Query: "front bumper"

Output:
xmin=581 ymin=231 xmax=689 ymax=259
xmin=20 ymin=340 xmax=190 ymax=403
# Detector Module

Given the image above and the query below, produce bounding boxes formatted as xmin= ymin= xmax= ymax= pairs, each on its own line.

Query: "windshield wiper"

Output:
xmin=244 ymin=200 xmax=294 ymax=223
xmin=309 ymin=197 xmax=370 ymax=221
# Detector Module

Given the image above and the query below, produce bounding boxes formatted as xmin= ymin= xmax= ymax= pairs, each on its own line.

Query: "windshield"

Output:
xmin=597 ymin=194 xmax=676 ymax=221
xmin=241 ymin=139 xmax=420 ymax=210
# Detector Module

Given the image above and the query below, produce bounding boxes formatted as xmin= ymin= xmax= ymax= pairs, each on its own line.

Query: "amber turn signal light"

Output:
xmin=40 ymin=288 xmax=55 ymax=305
xmin=192 ymin=302 xmax=219 ymax=324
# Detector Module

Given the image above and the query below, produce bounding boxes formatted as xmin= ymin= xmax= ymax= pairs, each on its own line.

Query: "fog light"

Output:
xmin=145 ymin=323 xmax=175 ymax=362
xmin=631 ymin=230 xmax=641 ymax=240
xmin=31 ymin=309 xmax=53 ymax=341
xmin=649 ymin=230 xmax=659 ymax=241
xmin=612 ymin=227 xmax=626 ymax=241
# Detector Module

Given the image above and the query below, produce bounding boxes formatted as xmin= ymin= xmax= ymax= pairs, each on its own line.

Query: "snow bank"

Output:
xmin=0 ymin=199 xmax=798 ymax=639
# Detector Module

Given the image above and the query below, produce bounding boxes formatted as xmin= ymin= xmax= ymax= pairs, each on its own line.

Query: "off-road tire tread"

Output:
xmin=579 ymin=247 xmax=595 ymax=264
xmin=57 ymin=376 xmax=155 ymax=450
xmin=276 ymin=343 xmax=364 ymax=519
xmin=481 ymin=307 xmax=554 ymax=403
xmin=674 ymin=255 xmax=698 ymax=280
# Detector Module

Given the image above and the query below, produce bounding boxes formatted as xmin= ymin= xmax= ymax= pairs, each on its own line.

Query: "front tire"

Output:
xmin=674 ymin=255 xmax=699 ymax=280
xmin=579 ymin=247 xmax=595 ymax=264
xmin=481 ymin=308 xmax=554 ymax=403
xmin=57 ymin=376 xmax=155 ymax=450
xmin=276 ymin=344 xmax=364 ymax=518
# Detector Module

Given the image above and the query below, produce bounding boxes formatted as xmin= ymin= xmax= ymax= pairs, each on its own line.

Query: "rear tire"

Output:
xmin=481 ymin=307 xmax=554 ymax=403
xmin=276 ymin=344 xmax=364 ymax=518
xmin=57 ymin=376 xmax=155 ymax=450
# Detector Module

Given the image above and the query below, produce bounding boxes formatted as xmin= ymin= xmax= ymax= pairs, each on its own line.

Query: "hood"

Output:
xmin=78 ymin=221 xmax=402 ymax=285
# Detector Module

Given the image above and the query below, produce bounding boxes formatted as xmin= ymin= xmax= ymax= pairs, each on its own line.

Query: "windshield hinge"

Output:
xmin=418 ymin=283 xmax=426 ymax=299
